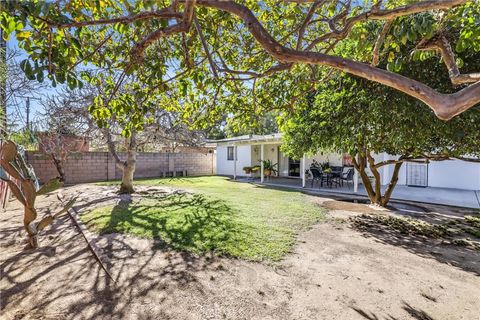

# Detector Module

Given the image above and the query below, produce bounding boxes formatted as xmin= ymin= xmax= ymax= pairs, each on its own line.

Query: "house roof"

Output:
xmin=210 ymin=133 xmax=283 ymax=144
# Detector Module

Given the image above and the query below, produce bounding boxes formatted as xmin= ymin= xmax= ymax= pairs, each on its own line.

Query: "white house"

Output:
xmin=213 ymin=133 xmax=480 ymax=192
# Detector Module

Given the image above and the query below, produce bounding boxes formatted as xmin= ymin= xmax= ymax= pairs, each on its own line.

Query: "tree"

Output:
xmin=39 ymin=88 xmax=97 ymax=182
xmin=280 ymin=71 xmax=480 ymax=207
xmin=91 ymin=73 xmax=205 ymax=194
xmin=219 ymin=112 xmax=279 ymax=138
xmin=2 ymin=0 xmax=480 ymax=121
xmin=139 ymin=109 xmax=206 ymax=152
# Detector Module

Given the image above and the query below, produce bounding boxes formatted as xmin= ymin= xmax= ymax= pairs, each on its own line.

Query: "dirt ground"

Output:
xmin=1 ymin=184 xmax=479 ymax=320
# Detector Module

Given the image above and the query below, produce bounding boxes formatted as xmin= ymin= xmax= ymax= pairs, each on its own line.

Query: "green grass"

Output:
xmin=350 ymin=214 xmax=449 ymax=238
xmin=464 ymin=215 xmax=480 ymax=238
xmin=83 ymin=176 xmax=325 ymax=261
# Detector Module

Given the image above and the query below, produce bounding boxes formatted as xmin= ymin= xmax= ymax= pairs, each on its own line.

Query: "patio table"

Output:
xmin=323 ymin=172 xmax=341 ymax=188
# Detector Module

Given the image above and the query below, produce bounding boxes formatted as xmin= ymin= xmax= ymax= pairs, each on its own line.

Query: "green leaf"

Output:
xmin=456 ymin=40 xmax=465 ymax=53
xmin=56 ymin=72 xmax=66 ymax=84
xmin=36 ymin=70 xmax=44 ymax=82
xmin=456 ymin=57 xmax=464 ymax=69
xmin=386 ymin=62 xmax=395 ymax=72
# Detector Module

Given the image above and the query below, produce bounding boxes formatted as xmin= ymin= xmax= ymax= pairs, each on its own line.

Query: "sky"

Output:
xmin=6 ymin=37 xmax=61 ymax=131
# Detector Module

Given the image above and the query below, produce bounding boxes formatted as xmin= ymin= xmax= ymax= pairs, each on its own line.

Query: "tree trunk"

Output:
xmin=367 ymin=153 xmax=383 ymax=205
xmin=104 ymin=128 xmax=138 ymax=194
xmin=50 ymin=154 xmax=66 ymax=182
xmin=119 ymin=151 xmax=136 ymax=194
xmin=380 ymin=162 xmax=403 ymax=206
xmin=118 ymin=131 xmax=137 ymax=194
xmin=352 ymin=155 xmax=376 ymax=204
xmin=353 ymin=152 xmax=404 ymax=207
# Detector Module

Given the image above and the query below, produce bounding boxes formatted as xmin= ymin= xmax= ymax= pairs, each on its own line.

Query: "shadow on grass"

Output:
xmin=82 ymin=191 xmax=240 ymax=255
xmin=250 ymin=183 xmax=306 ymax=194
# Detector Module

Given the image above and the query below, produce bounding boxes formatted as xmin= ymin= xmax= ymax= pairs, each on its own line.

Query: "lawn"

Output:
xmin=82 ymin=176 xmax=325 ymax=261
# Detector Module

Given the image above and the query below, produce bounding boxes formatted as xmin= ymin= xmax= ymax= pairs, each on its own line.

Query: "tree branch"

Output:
xmin=218 ymin=63 xmax=293 ymax=80
xmin=296 ymin=0 xmax=327 ymax=50
xmin=197 ymin=0 xmax=480 ymax=120
xmin=305 ymin=0 xmax=467 ymax=49
xmin=417 ymin=35 xmax=480 ymax=86
xmin=131 ymin=0 xmax=196 ymax=63
xmin=46 ymin=9 xmax=182 ymax=28
xmin=194 ymin=15 xmax=218 ymax=77
xmin=374 ymin=157 xmax=426 ymax=168
xmin=371 ymin=19 xmax=393 ymax=67
xmin=374 ymin=154 xmax=480 ymax=169
xmin=103 ymin=128 xmax=125 ymax=170
xmin=68 ymin=33 xmax=114 ymax=72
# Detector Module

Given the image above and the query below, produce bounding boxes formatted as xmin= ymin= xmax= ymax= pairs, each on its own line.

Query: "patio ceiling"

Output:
xmin=210 ymin=133 xmax=283 ymax=146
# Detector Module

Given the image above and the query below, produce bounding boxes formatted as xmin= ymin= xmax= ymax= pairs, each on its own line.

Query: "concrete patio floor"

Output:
xmin=239 ymin=177 xmax=480 ymax=209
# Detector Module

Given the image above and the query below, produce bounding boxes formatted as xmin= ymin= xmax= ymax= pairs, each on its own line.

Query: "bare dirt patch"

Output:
xmin=322 ymin=200 xmax=378 ymax=214
xmin=1 ymin=185 xmax=479 ymax=319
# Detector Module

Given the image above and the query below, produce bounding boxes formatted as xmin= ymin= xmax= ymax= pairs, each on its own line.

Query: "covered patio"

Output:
xmin=238 ymin=176 xmax=480 ymax=209
xmin=216 ymin=133 xmax=480 ymax=209
xmin=221 ymin=134 xmax=356 ymax=189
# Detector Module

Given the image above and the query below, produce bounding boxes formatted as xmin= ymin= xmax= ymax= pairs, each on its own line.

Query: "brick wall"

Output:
xmin=26 ymin=151 xmax=216 ymax=184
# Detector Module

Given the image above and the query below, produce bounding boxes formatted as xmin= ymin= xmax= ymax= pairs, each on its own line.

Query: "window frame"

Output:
xmin=227 ymin=146 xmax=235 ymax=161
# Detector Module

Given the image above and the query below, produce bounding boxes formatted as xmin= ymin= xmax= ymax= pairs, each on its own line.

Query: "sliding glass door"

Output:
xmin=288 ymin=158 xmax=300 ymax=177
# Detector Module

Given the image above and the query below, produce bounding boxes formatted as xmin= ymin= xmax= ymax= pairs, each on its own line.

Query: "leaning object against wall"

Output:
xmin=0 ymin=140 xmax=10 ymax=209
xmin=0 ymin=140 xmax=40 ymax=210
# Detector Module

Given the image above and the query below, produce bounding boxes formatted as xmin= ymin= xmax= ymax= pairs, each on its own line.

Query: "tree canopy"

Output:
xmin=281 ymin=74 xmax=480 ymax=161
xmin=279 ymin=56 xmax=480 ymax=205
xmin=2 ymin=0 xmax=480 ymax=122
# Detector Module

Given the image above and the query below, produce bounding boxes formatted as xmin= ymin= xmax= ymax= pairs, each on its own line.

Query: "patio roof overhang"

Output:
xmin=210 ymin=134 xmax=360 ymax=193
xmin=209 ymin=133 xmax=283 ymax=146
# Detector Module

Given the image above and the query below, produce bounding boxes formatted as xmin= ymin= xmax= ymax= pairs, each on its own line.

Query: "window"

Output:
xmin=227 ymin=146 xmax=235 ymax=161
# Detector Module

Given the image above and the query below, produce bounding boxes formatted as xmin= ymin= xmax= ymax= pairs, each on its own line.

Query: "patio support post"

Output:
xmin=354 ymin=166 xmax=359 ymax=193
xmin=302 ymin=154 xmax=306 ymax=188
xmin=260 ymin=144 xmax=264 ymax=183
xmin=233 ymin=144 xmax=237 ymax=180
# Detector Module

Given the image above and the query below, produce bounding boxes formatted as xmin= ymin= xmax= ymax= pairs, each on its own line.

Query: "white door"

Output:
xmin=406 ymin=162 xmax=428 ymax=187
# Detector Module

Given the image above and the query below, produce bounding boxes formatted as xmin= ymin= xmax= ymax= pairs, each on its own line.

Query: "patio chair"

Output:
xmin=340 ymin=168 xmax=355 ymax=188
xmin=331 ymin=166 xmax=343 ymax=175
xmin=310 ymin=167 xmax=326 ymax=188
xmin=330 ymin=166 xmax=343 ymax=186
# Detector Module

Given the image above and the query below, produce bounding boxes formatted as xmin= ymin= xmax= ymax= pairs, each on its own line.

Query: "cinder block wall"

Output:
xmin=26 ymin=151 xmax=216 ymax=184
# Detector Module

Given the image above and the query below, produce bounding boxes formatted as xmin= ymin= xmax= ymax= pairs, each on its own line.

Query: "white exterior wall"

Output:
xmin=378 ymin=153 xmax=480 ymax=191
xmin=307 ymin=153 xmax=343 ymax=167
xmin=427 ymin=160 xmax=479 ymax=190
xmin=279 ymin=152 xmax=289 ymax=176
xmin=215 ymin=140 xmax=480 ymax=191
xmin=216 ymin=144 xmax=252 ymax=176
xmin=250 ymin=144 xmax=279 ymax=168
xmin=299 ymin=153 xmax=344 ymax=177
